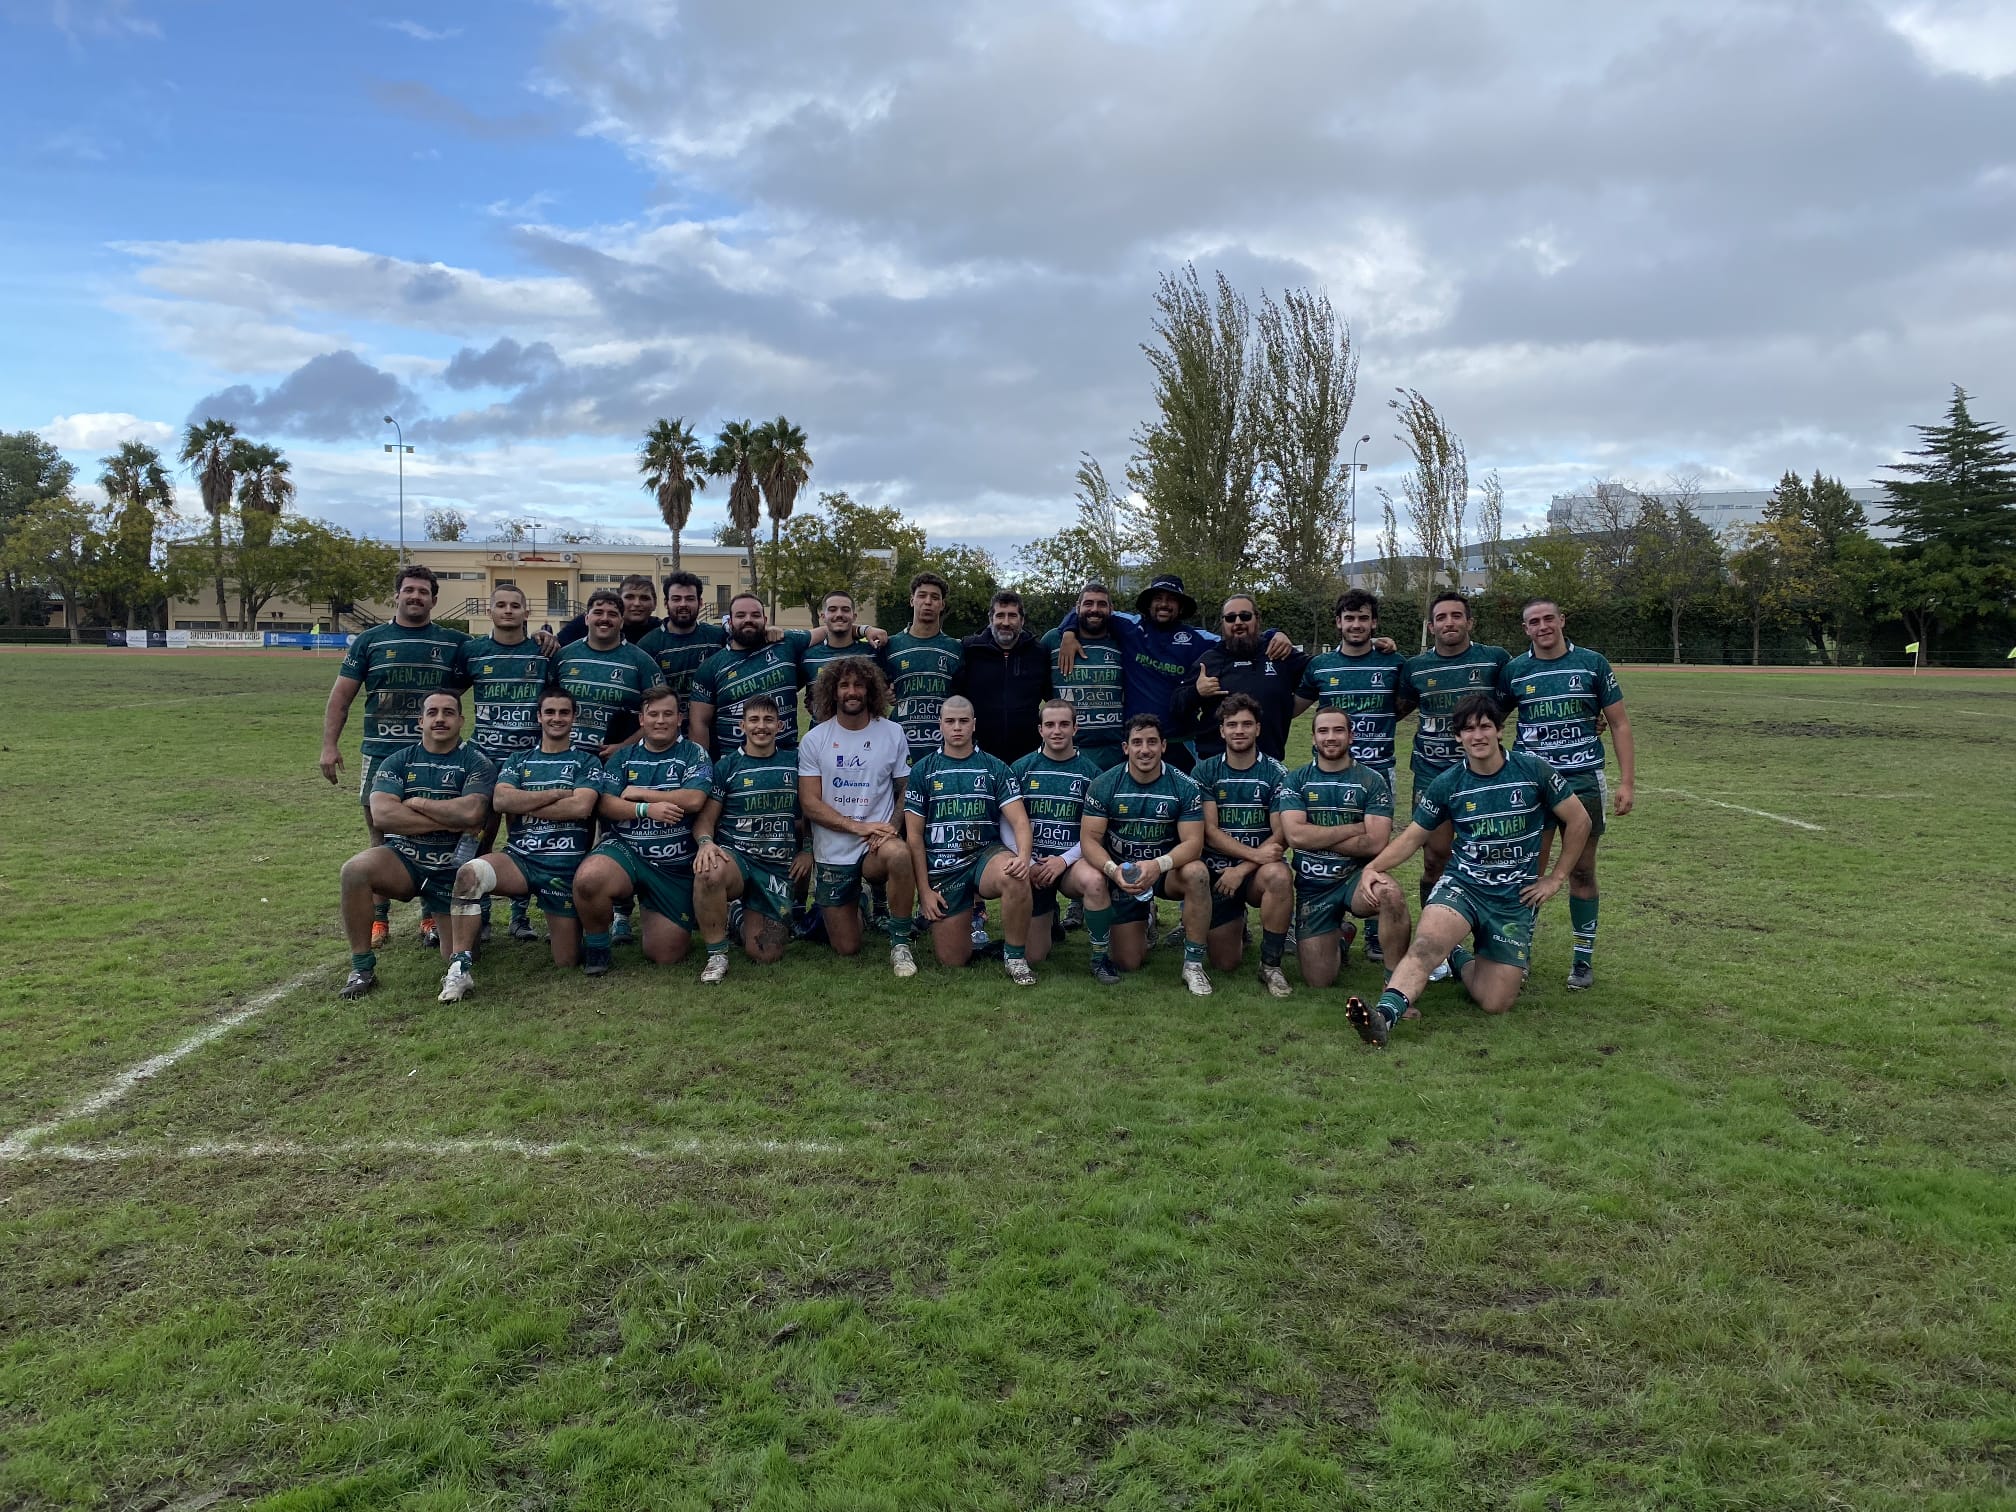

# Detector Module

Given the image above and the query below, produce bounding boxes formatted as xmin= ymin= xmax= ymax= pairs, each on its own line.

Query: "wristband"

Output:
xmin=695 ymin=834 xmax=714 ymax=846
xmin=636 ymin=800 xmax=649 ymax=819
xmin=1156 ymin=854 xmax=1175 ymax=876
xmin=1103 ymin=860 xmax=1120 ymax=880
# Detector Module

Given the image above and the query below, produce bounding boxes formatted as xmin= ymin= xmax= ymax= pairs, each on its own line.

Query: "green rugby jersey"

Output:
xmin=596 ymin=737 xmax=713 ymax=872
xmin=1275 ymin=759 xmax=1393 ymax=888
xmin=883 ymin=630 xmax=965 ymax=759
xmin=708 ymin=748 xmax=803 ymax=871
xmin=905 ymin=748 xmax=1022 ymax=885
xmin=1009 ymin=748 xmax=1104 ymax=858
xmin=1502 ymin=644 xmax=1622 ymax=777
xmin=370 ymin=740 xmax=496 ymax=873
xmin=554 ymin=640 xmax=666 ymax=753
xmin=1193 ymin=752 xmax=1290 ymax=875
xmin=1041 ymin=628 xmax=1128 ymax=751
xmin=801 ymin=636 xmax=881 ymax=686
xmin=1411 ymin=750 xmax=1570 ymax=899
xmin=339 ymin=621 xmax=472 ymax=759
xmin=691 ymin=632 xmax=811 ymax=757
xmin=1400 ymin=642 xmax=1512 ymax=779
xmin=459 ymin=634 xmax=551 ymax=760
xmin=497 ymin=746 xmax=600 ymax=864
xmin=636 ymin=621 xmax=728 ymax=709
xmin=1084 ymin=762 xmax=1203 ymax=866
xmin=1296 ymin=647 xmax=1406 ymax=771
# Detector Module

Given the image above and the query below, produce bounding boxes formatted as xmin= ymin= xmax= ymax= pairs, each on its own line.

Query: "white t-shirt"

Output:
xmin=798 ymin=716 xmax=912 ymax=864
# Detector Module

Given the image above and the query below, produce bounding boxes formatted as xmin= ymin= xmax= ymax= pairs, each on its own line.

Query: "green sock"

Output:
xmin=1004 ymin=943 xmax=1026 ymax=962
xmin=1570 ymin=894 xmax=1598 ymax=967
xmin=585 ymin=931 xmax=611 ymax=951
xmin=372 ymin=900 xmax=390 ymax=922
xmin=705 ymin=937 xmax=729 ymax=956
xmin=1261 ymin=929 xmax=1287 ymax=967
xmin=888 ymin=914 xmax=914 ymax=943
xmin=451 ymin=949 xmax=473 ymax=970
xmin=509 ymin=896 xmax=528 ymax=919
xmin=1449 ymin=944 xmax=1475 ymax=979
xmin=1183 ymin=937 xmax=1206 ymax=967
xmin=1376 ymin=986 xmax=1409 ymax=1025
xmin=1086 ymin=904 xmax=1114 ymax=959
xmin=351 ymin=951 xmax=376 ymax=974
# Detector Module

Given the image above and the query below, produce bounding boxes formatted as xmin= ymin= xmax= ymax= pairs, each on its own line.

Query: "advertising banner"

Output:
xmin=188 ymin=630 xmax=264 ymax=647
xmin=264 ymin=632 xmax=355 ymax=649
xmin=166 ymin=630 xmax=191 ymax=649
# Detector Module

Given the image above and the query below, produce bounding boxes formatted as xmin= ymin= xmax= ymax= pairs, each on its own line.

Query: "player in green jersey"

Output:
xmin=439 ymin=688 xmax=601 ymax=1000
xmin=689 ymin=593 xmax=814 ymax=760
xmin=1080 ymin=715 xmax=1214 ymax=995
xmin=1192 ymin=694 xmax=1296 ymax=995
xmin=904 ymin=697 xmax=1038 ymax=985
xmin=1503 ymin=598 xmax=1635 ymax=992
xmin=554 ymin=589 xmax=668 ymax=755
xmin=635 ymin=571 xmax=727 ymax=740
xmin=1275 ymin=708 xmax=1411 ymax=998
xmin=458 ymin=582 xmax=552 ymax=942
xmin=1010 ymin=699 xmax=1108 ymax=966
xmin=321 ymin=563 xmax=472 ymax=950
xmin=693 ymin=696 xmax=813 ymax=981
xmin=800 ymin=587 xmax=890 ymax=684
xmin=1353 ymin=695 xmax=1590 ymax=1045
xmin=338 ymin=691 xmax=494 ymax=999
xmin=1293 ymin=589 xmax=1409 ymax=964
xmin=881 ymin=572 xmax=965 ymax=760
xmin=570 ymin=686 xmax=714 ymax=976
xmin=1041 ymin=582 xmax=1130 ymax=771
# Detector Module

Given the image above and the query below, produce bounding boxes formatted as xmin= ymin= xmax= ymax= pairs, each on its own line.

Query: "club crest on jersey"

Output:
xmin=1512 ymin=788 xmax=1528 ymax=805
xmin=1371 ymin=672 xmax=1388 ymax=688
xmin=1173 ymin=631 xmax=1192 ymax=645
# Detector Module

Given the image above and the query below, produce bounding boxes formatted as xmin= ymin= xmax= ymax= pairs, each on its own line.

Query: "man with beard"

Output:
xmin=457 ymin=581 xmax=550 ymax=943
xmin=688 ymin=593 xmax=813 ymax=761
xmin=951 ymin=589 xmax=1054 ymax=765
xmin=1040 ymin=582 xmax=1130 ymax=771
xmin=1172 ymin=595 xmax=1312 ymax=763
xmin=1010 ymin=699 xmax=1108 ymax=966
xmin=1052 ymin=574 xmax=1297 ymax=771
xmin=1193 ymin=693 xmax=1296 ymax=997
xmin=637 ymin=571 xmax=725 ymax=737
xmin=693 ymin=696 xmax=812 ymax=980
xmin=798 ymin=656 xmax=919 ymax=975
xmin=548 ymin=573 xmax=660 ymax=649
xmin=552 ymin=590 xmax=668 ymax=756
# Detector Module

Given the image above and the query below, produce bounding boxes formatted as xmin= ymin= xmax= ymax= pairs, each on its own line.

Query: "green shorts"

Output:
xmin=591 ymin=839 xmax=694 ymax=929
xmin=392 ymin=851 xmax=458 ymax=914
xmin=1205 ymin=863 xmax=1254 ymax=930
xmin=929 ymin=845 xmax=1008 ymax=916
xmin=1294 ymin=872 xmax=1363 ymax=939
xmin=725 ymin=849 xmax=795 ymax=921
xmin=1545 ymin=770 xmax=1608 ymax=841
xmin=1425 ymin=876 xmax=1534 ymax=970
xmin=1109 ymin=867 xmax=1182 ymax=927
xmin=815 ymin=859 xmax=865 ymax=910
xmin=506 ymin=848 xmax=581 ymax=919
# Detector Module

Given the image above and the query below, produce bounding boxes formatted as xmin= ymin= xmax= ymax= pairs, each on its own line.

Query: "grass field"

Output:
xmin=2 ymin=651 xmax=2014 ymax=1510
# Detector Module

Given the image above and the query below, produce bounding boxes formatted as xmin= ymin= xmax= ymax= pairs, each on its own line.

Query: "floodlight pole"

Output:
xmin=1347 ymin=434 xmax=1371 ymax=585
xmin=383 ymin=416 xmax=413 ymax=561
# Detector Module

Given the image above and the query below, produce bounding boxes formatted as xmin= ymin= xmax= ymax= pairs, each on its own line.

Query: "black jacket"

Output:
xmin=951 ymin=630 xmax=1056 ymax=763
xmin=1172 ymin=641 xmax=1312 ymax=761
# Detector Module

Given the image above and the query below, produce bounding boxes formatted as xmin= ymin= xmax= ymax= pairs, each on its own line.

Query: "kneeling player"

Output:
xmin=1010 ymin=699 xmax=1106 ymax=966
xmin=1193 ymin=694 xmax=1296 ymax=996
xmin=438 ymin=688 xmax=600 ymax=1000
xmin=1275 ymin=708 xmax=1411 ymax=1000
xmin=571 ymin=686 xmax=713 ymax=975
xmin=338 ymin=691 xmax=495 ymax=998
xmin=693 ymin=696 xmax=812 ymax=981
xmin=904 ymin=696 xmax=1038 ymax=984
xmin=1352 ymin=695 xmax=1589 ymax=1045
xmin=1079 ymin=714 xmax=1214 ymax=996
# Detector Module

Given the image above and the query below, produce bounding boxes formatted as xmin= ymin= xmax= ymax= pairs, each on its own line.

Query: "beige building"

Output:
xmin=167 ymin=540 xmax=860 ymax=636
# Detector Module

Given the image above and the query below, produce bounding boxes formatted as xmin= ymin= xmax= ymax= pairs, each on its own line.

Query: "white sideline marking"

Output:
xmin=2 ymin=1136 xmax=843 ymax=1164
xmin=0 ymin=969 xmax=323 ymax=1159
xmin=1643 ymin=786 xmax=1825 ymax=832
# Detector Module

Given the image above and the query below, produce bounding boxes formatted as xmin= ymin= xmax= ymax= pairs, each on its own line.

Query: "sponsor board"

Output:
xmin=188 ymin=630 xmax=265 ymax=647
xmin=264 ymin=632 xmax=355 ymax=649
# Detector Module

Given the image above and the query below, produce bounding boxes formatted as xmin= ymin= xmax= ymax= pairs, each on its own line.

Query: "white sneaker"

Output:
xmin=1428 ymin=959 xmax=1452 ymax=983
xmin=1257 ymin=964 xmax=1292 ymax=999
xmin=1004 ymin=956 xmax=1036 ymax=987
xmin=1182 ymin=961 xmax=1214 ymax=997
xmin=437 ymin=962 xmax=474 ymax=1003
xmin=699 ymin=952 xmax=729 ymax=984
xmin=890 ymin=943 xmax=917 ymax=978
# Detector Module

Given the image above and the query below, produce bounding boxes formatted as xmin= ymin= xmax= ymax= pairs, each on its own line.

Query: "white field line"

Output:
xmin=1 ymin=1135 xmax=845 ymax=1165
xmin=1643 ymin=786 xmax=1825 ymax=832
xmin=1684 ymin=788 xmax=1930 ymax=801
xmin=0 ymin=968 xmax=324 ymax=1159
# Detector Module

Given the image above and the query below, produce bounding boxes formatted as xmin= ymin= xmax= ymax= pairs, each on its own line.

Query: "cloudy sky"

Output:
xmin=6 ymin=0 xmax=2014 ymax=560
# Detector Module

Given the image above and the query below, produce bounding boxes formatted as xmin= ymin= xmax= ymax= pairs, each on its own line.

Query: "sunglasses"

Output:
xmin=1223 ymin=610 xmax=1256 ymax=622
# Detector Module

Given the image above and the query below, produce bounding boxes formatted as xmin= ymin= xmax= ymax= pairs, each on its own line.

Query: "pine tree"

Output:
xmin=1881 ymin=386 xmax=2016 ymax=555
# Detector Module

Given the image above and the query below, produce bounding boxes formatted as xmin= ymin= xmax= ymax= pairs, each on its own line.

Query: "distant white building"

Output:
xmin=1545 ymin=484 xmax=1894 ymax=540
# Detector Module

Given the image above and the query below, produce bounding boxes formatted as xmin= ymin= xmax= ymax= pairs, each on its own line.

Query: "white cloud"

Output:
xmin=1884 ymin=1 xmax=2016 ymax=79
xmin=40 ymin=412 xmax=175 ymax=450
xmin=379 ymin=18 xmax=462 ymax=42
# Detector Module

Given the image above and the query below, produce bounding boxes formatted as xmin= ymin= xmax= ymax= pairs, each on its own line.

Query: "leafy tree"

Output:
xmin=0 ymin=430 xmax=77 ymax=624
xmin=1881 ymin=386 xmax=2016 ymax=555
xmin=1753 ymin=471 xmax=1884 ymax=663
xmin=294 ymin=521 xmax=398 ymax=625
xmin=1633 ymin=484 xmax=1724 ymax=664
xmin=915 ymin=542 xmax=1001 ymax=636
xmin=766 ymin=492 xmax=921 ymax=622
xmin=97 ymin=440 xmax=176 ymax=630
xmin=1253 ymin=287 xmax=1356 ymax=611
xmin=1013 ymin=455 xmax=1150 ymax=601
xmin=1873 ymin=542 xmax=2010 ymax=664
xmin=423 ymin=506 xmax=469 ymax=542
xmin=0 ymin=493 xmax=105 ymax=643
xmin=1381 ymin=387 xmax=1468 ymax=643
xmin=1475 ymin=470 xmax=1507 ymax=575
xmin=229 ymin=440 xmax=295 ymax=627
xmin=179 ymin=418 xmax=240 ymax=627
xmin=710 ymin=419 xmax=764 ymax=597
xmin=752 ymin=416 xmax=812 ymax=615
xmin=638 ymin=417 xmax=708 ymax=569
xmin=1726 ymin=524 xmax=1785 ymax=666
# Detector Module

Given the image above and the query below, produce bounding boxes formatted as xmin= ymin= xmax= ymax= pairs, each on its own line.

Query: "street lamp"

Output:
xmin=383 ymin=415 xmax=413 ymax=561
xmin=1348 ymin=433 xmax=1371 ymax=584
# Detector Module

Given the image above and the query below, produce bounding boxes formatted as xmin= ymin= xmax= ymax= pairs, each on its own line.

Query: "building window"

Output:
xmin=716 ymin=584 xmax=731 ymax=614
xmin=547 ymin=580 xmax=571 ymax=617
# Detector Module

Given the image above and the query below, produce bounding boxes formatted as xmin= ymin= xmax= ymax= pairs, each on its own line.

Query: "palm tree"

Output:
xmin=752 ymin=416 xmax=812 ymax=615
xmin=710 ymin=419 xmax=764 ymax=598
xmin=232 ymin=440 xmax=295 ymax=551
xmin=98 ymin=441 xmax=176 ymax=630
xmin=639 ymin=418 xmax=709 ymax=570
xmin=179 ymin=418 xmax=239 ymax=626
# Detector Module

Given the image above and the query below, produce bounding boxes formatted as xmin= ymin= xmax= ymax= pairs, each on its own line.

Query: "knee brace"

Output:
xmin=451 ymin=858 xmax=497 ymax=914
